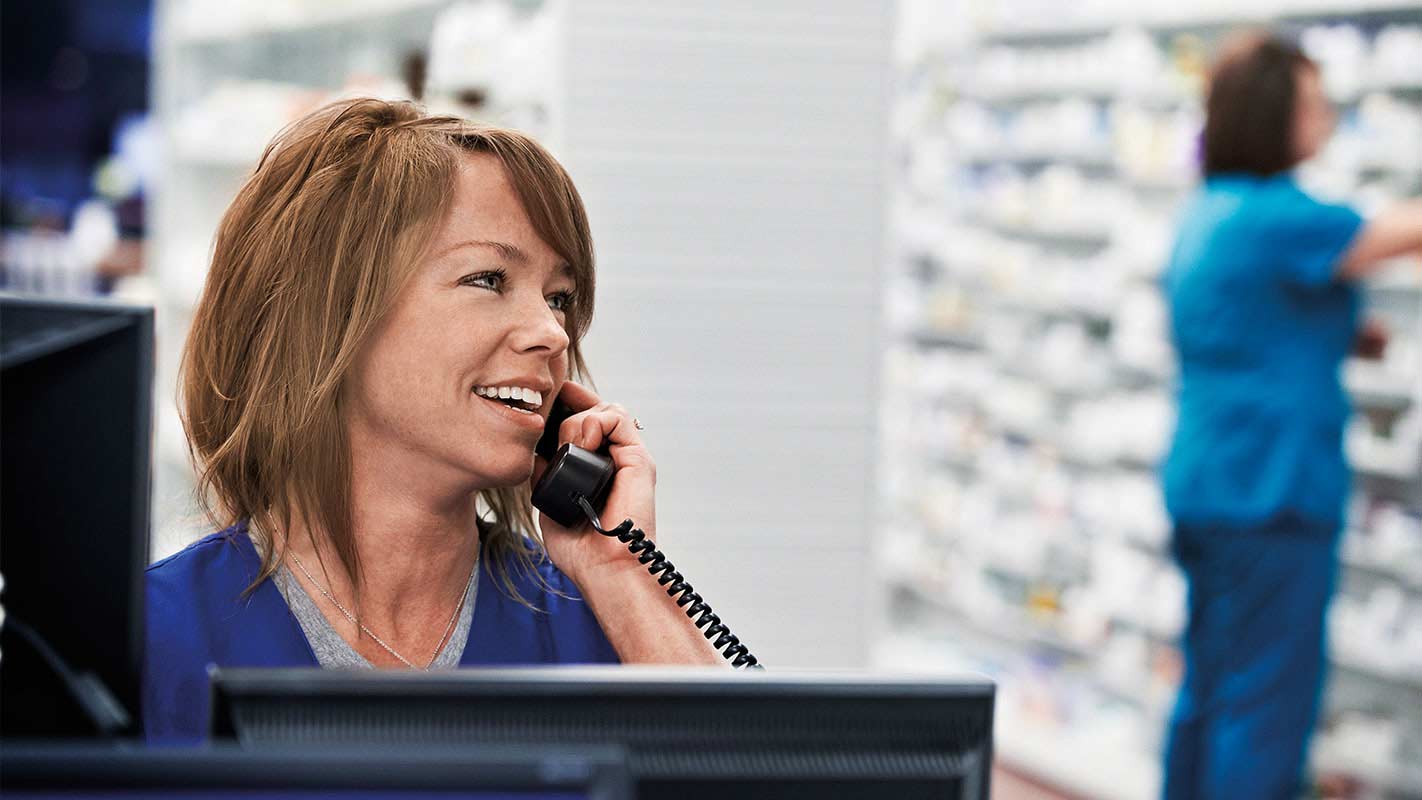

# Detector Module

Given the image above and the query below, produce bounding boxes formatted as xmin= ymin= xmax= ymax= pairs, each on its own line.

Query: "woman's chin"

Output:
xmin=474 ymin=455 xmax=537 ymax=490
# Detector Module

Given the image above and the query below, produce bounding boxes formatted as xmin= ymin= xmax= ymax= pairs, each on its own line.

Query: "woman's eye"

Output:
xmin=547 ymin=291 xmax=575 ymax=312
xmin=461 ymin=270 xmax=505 ymax=291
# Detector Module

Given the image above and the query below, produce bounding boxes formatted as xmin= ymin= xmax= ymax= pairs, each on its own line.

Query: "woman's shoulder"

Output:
xmin=144 ymin=520 xmax=310 ymax=670
xmin=147 ymin=523 xmax=260 ymax=595
xmin=145 ymin=523 xmax=277 ymax=645
xmin=482 ymin=534 xmax=576 ymax=604
xmin=1213 ymin=174 xmax=1350 ymax=218
xmin=478 ymin=529 xmax=604 ymax=619
xmin=143 ymin=522 xmax=313 ymax=744
xmin=476 ymin=534 xmax=619 ymax=664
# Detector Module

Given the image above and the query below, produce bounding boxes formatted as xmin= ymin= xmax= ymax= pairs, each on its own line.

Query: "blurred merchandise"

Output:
xmin=882 ymin=2 xmax=1422 ymax=798
xmin=2 ymin=1 xmax=154 ymax=303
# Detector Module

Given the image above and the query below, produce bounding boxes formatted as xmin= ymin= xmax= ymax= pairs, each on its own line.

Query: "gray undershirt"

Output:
xmin=273 ymin=561 xmax=478 ymax=669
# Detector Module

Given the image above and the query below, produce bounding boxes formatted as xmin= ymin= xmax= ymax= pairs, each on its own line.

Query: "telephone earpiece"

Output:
xmin=532 ymin=400 xmax=616 ymax=528
xmin=531 ymin=442 xmax=615 ymax=529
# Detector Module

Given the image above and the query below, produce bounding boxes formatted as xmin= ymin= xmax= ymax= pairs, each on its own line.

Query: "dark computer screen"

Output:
xmin=9 ymin=793 xmax=589 ymax=800
xmin=210 ymin=665 xmax=996 ymax=800
xmin=0 ymin=745 xmax=629 ymax=800
xmin=0 ymin=295 xmax=153 ymax=735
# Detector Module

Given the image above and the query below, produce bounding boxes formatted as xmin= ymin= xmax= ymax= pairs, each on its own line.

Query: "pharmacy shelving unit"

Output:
xmin=880 ymin=3 xmax=1422 ymax=798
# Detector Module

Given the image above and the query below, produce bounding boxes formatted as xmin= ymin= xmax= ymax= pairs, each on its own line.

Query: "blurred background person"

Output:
xmin=1161 ymin=32 xmax=1422 ymax=800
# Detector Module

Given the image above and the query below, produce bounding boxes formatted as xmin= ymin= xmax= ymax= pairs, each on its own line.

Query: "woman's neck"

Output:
xmin=280 ymin=452 xmax=485 ymax=653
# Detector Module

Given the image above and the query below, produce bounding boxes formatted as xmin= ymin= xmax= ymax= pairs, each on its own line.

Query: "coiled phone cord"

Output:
xmin=574 ymin=495 xmax=762 ymax=669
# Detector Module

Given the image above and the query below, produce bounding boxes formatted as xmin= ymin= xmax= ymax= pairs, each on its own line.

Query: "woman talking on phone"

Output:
xmin=144 ymin=98 xmax=729 ymax=744
xmin=1162 ymin=34 xmax=1422 ymax=799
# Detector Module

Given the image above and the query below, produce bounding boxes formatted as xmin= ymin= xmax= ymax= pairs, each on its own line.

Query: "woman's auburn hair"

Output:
xmin=181 ymin=97 xmax=595 ymax=606
xmin=1202 ymin=31 xmax=1317 ymax=178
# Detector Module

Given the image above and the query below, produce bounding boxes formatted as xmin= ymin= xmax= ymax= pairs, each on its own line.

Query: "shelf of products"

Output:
xmin=167 ymin=0 xmax=445 ymax=45
xmin=884 ymin=3 xmax=1422 ymax=797
xmin=977 ymin=1 xmax=1422 ymax=44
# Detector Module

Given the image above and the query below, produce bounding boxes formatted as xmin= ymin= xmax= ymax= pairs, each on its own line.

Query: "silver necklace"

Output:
xmin=289 ymin=550 xmax=477 ymax=670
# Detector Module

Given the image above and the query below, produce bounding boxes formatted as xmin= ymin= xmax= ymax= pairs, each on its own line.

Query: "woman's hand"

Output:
xmin=532 ymin=381 xmax=657 ymax=586
xmin=530 ymin=382 xmax=725 ymax=665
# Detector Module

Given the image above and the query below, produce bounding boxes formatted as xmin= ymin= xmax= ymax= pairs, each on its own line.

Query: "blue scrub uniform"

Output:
xmin=143 ymin=522 xmax=620 ymax=745
xmin=1161 ymin=174 xmax=1364 ymax=800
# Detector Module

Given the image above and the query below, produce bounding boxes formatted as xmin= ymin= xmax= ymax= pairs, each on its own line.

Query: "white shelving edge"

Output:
xmin=169 ymin=0 xmax=446 ymax=45
xmin=875 ymin=631 xmax=1162 ymax=800
xmin=981 ymin=0 xmax=1422 ymax=41
xmin=1313 ymin=734 xmax=1422 ymax=797
xmin=995 ymin=714 xmax=1159 ymax=800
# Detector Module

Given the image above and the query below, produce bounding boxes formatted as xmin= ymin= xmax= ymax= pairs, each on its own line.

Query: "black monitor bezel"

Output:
xmin=212 ymin=664 xmax=996 ymax=702
xmin=211 ymin=665 xmax=995 ymax=799
xmin=0 ymin=293 xmax=154 ymax=732
xmin=0 ymin=743 xmax=632 ymax=798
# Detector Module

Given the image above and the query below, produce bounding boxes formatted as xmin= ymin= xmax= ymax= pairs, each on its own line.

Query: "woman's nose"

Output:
xmin=512 ymin=297 xmax=571 ymax=356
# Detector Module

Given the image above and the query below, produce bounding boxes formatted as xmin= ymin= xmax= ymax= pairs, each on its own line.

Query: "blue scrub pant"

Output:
xmin=1163 ymin=515 xmax=1339 ymax=800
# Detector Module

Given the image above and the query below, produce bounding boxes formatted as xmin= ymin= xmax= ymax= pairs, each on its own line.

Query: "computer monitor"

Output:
xmin=0 ymin=743 xmax=631 ymax=800
xmin=211 ymin=666 xmax=995 ymax=800
xmin=0 ymin=295 xmax=154 ymax=735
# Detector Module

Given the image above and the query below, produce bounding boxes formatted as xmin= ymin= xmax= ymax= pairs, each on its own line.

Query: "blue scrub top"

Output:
xmin=143 ymin=522 xmax=619 ymax=745
xmin=1163 ymin=174 xmax=1364 ymax=529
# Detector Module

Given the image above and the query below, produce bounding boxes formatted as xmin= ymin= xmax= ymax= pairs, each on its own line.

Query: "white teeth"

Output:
xmin=473 ymin=386 xmax=543 ymax=408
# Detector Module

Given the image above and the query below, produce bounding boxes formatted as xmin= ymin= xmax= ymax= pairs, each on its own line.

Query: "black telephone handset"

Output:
xmin=531 ymin=400 xmax=616 ymax=529
xmin=530 ymin=398 xmax=761 ymax=669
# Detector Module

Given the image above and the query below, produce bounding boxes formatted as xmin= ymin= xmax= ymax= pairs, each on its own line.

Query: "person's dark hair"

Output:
xmin=1202 ymin=32 xmax=1317 ymax=177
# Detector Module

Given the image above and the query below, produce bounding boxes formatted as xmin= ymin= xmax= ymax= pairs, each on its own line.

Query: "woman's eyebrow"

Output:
xmin=441 ymin=239 xmax=528 ymax=262
xmin=441 ymin=238 xmax=573 ymax=279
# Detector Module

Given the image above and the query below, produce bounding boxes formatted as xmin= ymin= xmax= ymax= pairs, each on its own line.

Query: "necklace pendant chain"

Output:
xmin=290 ymin=551 xmax=477 ymax=670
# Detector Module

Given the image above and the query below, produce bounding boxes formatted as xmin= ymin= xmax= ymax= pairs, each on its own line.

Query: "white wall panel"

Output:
xmin=561 ymin=0 xmax=891 ymax=667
